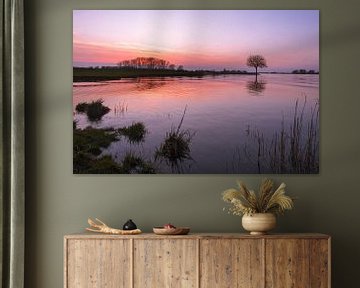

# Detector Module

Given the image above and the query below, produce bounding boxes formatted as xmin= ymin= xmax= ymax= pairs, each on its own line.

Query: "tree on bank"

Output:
xmin=247 ymin=55 xmax=267 ymax=81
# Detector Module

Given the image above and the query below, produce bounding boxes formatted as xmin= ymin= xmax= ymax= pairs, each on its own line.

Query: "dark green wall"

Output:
xmin=24 ymin=0 xmax=360 ymax=287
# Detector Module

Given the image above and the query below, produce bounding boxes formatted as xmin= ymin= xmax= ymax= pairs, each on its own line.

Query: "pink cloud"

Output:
xmin=73 ymin=37 xmax=317 ymax=71
xmin=73 ymin=40 xmax=250 ymax=69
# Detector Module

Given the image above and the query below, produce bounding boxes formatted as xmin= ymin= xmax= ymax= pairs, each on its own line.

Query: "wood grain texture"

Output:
xmin=310 ymin=239 xmax=330 ymax=288
xmin=265 ymin=239 xmax=310 ymax=288
xmin=133 ymin=239 xmax=197 ymax=288
xmin=64 ymin=234 xmax=330 ymax=288
xmin=65 ymin=233 xmax=330 ymax=240
xmin=66 ymin=239 xmax=131 ymax=288
xmin=200 ymin=239 xmax=264 ymax=288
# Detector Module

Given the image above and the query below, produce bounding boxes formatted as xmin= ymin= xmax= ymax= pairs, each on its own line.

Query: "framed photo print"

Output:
xmin=73 ymin=10 xmax=319 ymax=174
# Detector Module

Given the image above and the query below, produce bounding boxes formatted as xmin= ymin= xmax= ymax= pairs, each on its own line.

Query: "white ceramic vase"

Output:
xmin=242 ymin=213 xmax=276 ymax=235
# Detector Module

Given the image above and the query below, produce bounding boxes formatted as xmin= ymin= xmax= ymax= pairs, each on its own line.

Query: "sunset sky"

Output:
xmin=73 ymin=10 xmax=319 ymax=72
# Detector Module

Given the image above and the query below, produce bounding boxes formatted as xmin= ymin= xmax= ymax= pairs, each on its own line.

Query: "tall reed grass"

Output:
xmin=231 ymin=97 xmax=319 ymax=174
xmin=155 ymin=105 xmax=195 ymax=173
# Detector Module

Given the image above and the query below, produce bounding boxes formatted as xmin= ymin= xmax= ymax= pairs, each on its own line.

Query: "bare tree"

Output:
xmin=247 ymin=55 xmax=267 ymax=80
xmin=117 ymin=57 xmax=175 ymax=70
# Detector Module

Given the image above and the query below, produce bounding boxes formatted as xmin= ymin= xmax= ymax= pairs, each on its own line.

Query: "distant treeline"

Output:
xmin=73 ymin=56 xmax=251 ymax=82
xmin=73 ymin=67 xmax=207 ymax=82
xmin=73 ymin=67 xmax=251 ymax=82
xmin=73 ymin=56 xmax=319 ymax=82
xmin=117 ymin=57 xmax=182 ymax=70
xmin=292 ymin=69 xmax=319 ymax=74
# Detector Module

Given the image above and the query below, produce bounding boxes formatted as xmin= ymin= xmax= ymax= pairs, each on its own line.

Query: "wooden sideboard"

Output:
xmin=64 ymin=233 xmax=330 ymax=288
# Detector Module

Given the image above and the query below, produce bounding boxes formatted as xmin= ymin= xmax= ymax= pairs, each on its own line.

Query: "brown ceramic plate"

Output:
xmin=153 ymin=227 xmax=190 ymax=235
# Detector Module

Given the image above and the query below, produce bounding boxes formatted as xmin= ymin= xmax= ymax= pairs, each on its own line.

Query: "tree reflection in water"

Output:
xmin=246 ymin=80 xmax=267 ymax=95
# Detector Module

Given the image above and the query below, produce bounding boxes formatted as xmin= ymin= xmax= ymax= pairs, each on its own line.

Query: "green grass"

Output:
xmin=155 ymin=106 xmax=194 ymax=172
xmin=121 ymin=152 xmax=156 ymax=174
xmin=155 ymin=129 xmax=193 ymax=162
xmin=73 ymin=126 xmax=118 ymax=156
xmin=73 ymin=125 xmax=156 ymax=174
xmin=75 ymin=99 xmax=111 ymax=121
xmin=73 ymin=67 xmax=250 ymax=82
xmin=74 ymin=154 xmax=123 ymax=174
xmin=73 ymin=125 xmax=121 ymax=174
xmin=73 ymin=105 xmax=196 ymax=174
xmin=118 ymin=122 xmax=147 ymax=143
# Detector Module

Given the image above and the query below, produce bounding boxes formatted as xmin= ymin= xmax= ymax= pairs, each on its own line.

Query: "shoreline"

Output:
xmin=73 ymin=68 xmax=319 ymax=83
xmin=73 ymin=68 xmax=252 ymax=82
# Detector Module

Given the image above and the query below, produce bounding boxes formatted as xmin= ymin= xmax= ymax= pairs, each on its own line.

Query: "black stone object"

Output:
xmin=123 ymin=219 xmax=137 ymax=230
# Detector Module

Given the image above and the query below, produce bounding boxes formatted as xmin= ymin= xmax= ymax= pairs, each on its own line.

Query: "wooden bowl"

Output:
xmin=153 ymin=227 xmax=190 ymax=235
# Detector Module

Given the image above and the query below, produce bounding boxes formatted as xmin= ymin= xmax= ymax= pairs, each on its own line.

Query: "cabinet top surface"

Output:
xmin=64 ymin=232 xmax=330 ymax=240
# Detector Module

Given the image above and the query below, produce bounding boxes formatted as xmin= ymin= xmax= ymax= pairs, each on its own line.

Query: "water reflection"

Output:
xmin=246 ymin=80 xmax=267 ymax=95
xmin=73 ymin=74 xmax=319 ymax=173
xmin=134 ymin=78 xmax=166 ymax=91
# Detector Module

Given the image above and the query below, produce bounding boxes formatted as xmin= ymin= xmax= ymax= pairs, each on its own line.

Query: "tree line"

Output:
xmin=292 ymin=69 xmax=318 ymax=74
xmin=117 ymin=57 xmax=183 ymax=70
xmin=84 ymin=55 xmax=318 ymax=76
xmin=116 ymin=56 xmax=267 ymax=73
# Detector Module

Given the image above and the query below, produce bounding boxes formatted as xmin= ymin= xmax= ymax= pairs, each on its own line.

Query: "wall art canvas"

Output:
xmin=73 ymin=10 xmax=319 ymax=174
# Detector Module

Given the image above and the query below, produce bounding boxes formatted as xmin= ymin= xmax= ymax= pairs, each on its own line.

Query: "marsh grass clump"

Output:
xmin=75 ymin=102 xmax=88 ymax=113
xmin=121 ymin=152 xmax=156 ymax=174
xmin=73 ymin=125 xmax=155 ymax=174
xmin=222 ymin=178 xmax=294 ymax=216
xmin=156 ymin=129 xmax=193 ymax=162
xmin=73 ymin=127 xmax=121 ymax=173
xmin=86 ymin=100 xmax=111 ymax=121
xmin=75 ymin=99 xmax=110 ymax=121
xmin=118 ymin=122 xmax=147 ymax=143
xmin=74 ymin=154 xmax=122 ymax=174
xmin=155 ymin=106 xmax=194 ymax=170
xmin=74 ymin=126 xmax=118 ymax=156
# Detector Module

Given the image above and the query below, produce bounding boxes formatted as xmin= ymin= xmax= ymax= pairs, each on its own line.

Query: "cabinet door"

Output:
xmin=66 ymin=239 xmax=131 ymax=288
xmin=200 ymin=239 xmax=264 ymax=288
xmin=134 ymin=239 xmax=198 ymax=288
xmin=266 ymin=239 xmax=310 ymax=288
xmin=309 ymin=239 xmax=330 ymax=288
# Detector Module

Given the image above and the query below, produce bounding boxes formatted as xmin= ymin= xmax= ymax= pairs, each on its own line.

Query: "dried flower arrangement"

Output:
xmin=222 ymin=179 xmax=294 ymax=216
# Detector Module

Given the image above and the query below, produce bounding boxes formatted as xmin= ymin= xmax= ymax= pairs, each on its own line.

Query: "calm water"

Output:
xmin=73 ymin=74 xmax=319 ymax=173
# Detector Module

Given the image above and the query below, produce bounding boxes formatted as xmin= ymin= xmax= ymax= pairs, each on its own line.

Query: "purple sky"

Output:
xmin=73 ymin=10 xmax=319 ymax=72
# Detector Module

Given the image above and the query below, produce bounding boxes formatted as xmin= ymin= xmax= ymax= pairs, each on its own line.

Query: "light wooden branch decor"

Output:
xmin=86 ymin=218 xmax=142 ymax=235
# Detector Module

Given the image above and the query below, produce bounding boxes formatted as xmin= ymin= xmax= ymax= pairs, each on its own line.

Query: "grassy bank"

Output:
xmin=73 ymin=67 xmax=250 ymax=82
xmin=73 ymin=123 xmax=156 ymax=174
xmin=73 ymin=102 xmax=195 ymax=174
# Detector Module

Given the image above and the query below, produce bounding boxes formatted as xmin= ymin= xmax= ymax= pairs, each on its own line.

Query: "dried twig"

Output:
xmin=86 ymin=218 xmax=142 ymax=235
